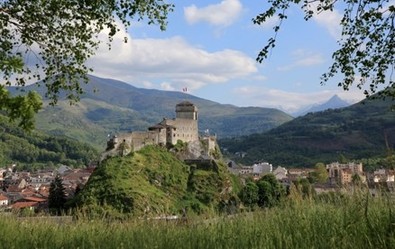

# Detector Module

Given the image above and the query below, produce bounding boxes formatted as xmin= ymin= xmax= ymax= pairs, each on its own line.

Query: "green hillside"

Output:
xmin=10 ymin=75 xmax=292 ymax=149
xmin=35 ymin=99 xmax=149 ymax=150
xmin=73 ymin=145 xmax=240 ymax=217
xmin=0 ymin=114 xmax=99 ymax=169
xmin=220 ymin=96 xmax=395 ymax=167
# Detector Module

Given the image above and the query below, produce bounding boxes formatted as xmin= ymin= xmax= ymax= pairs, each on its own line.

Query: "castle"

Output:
xmin=103 ymin=101 xmax=216 ymax=158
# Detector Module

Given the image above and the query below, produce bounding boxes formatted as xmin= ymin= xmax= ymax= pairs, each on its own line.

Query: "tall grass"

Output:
xmin=1 ymin=191 xmax=394 ymax=249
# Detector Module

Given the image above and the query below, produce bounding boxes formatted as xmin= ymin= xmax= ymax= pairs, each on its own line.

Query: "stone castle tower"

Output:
xmin=176 ymin=101 xmax=198 ymax=120
xmin=104 ymin=101 xmax=201 ymax=156
xmin=156 ymin=101 xmax=199 ymax=145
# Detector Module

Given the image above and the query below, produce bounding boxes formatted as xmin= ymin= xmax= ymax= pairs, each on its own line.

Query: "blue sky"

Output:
xmin=88 ymin=0 xmax=371 ymax=113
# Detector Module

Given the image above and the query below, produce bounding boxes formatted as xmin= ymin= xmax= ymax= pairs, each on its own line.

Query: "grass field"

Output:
xmin=1 ymin=191 xmax=394 ymax=249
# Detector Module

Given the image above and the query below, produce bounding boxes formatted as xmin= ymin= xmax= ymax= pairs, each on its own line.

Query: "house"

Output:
xmin=273 ymin=166 xmax=288 ymax=181
xmin=11 ymin=201 xmax=39 ymax=210
xmin=238 ymin=166 xmax=253 ymax=175
xmin=56 ymin=165 xmax=72 ymax=175
xmin=373 ymin=169 xmax=395 ymax=183
xmin=0 ymin=168 xmax=6 ymax=181
xmin=0 ymin=193 xmax=8 ymax=206
xmin=252 ymin=162 xmax=272 ymax=175
xmin=10 ymin=196 xmax=47 ymax=212
xmin=326 ymin=162 xmax=365 ymax=185
xmin=287 ymin=168 xmax=312 ymax=182
xmin=340 ymin=168 xmax=353 ymax=185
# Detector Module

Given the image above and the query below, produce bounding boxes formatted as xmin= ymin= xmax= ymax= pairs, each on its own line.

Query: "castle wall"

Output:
xmin=130 ymin=131 xmax=162 ymax=152
xmin=104 ymin=101 xmax=202 ymax=156
xmin=162 ymin=118 xmax=198 ymax=145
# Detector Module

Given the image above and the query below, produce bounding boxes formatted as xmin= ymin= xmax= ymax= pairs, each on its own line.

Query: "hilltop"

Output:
xmin=220 ymin=95 xmax=395 ymax=167
xmin=73 ymin=145 xmax=240 ymax=217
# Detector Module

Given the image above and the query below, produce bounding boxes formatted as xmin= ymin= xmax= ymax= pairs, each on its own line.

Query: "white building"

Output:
xmin=252 ymin=162 xmax=273 ymax=175
xmin=273 ymin=166 xmax=288 ymax=180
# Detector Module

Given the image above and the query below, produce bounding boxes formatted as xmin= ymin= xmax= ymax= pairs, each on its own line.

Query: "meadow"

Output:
xmin=0 ymin=191 xmax=394 ymax=249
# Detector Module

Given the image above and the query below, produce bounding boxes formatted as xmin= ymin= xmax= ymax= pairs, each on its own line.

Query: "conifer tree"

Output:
xmin=48 ymin=175 xmax=67 ymax=215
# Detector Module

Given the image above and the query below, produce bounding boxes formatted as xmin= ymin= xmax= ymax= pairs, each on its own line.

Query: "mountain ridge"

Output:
xmin=219 ymin=95 xmax=395 ymax=167
xmin=9 ymin=75 xmax=293 ymax=149
xmin=292 ymin=94 xmax=351 ymax=117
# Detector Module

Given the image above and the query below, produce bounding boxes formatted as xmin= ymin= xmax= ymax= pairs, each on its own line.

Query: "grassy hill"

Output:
xmin=0 ymin=114 xmax=99 ymax=169
xmin=73 ymin=145 xmax=240 ymax=217
xmin=219 ymin=96 xmax=395 ymax=167
xmin=9 ymin=75 xmax=292 ymax=149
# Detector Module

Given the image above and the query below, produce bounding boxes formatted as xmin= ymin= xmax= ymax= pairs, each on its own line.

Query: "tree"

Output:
xmin=256 ymin=174 xmax=285 ymax=208
xmin=238 ymin=181 xmax=259 ymax=208
xmin=48 ymin=175 xmax=67 ymax=215
xmin=310 ymin=162 xmax=329 ymax=183
xmin=254 ymin=0 xmax=395 ymax=98
xmin=0 ymin=0 xmax=173 ymax=129
xmin=351 ymin=173 xmax=363 ymax=186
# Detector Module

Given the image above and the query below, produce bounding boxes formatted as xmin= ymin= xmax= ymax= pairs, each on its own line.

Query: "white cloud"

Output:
xmin=160 ymin=82 xmax=175 ymax=91
xmin=88 ymin=27 xmax=257 ymax=93
xmin=310 ymin=3 xmax=342 ymax=39
xmin=277 ymin=49 xmax=325 ymax=71
xmin=184 ymin=0 xmax=243 ymax=27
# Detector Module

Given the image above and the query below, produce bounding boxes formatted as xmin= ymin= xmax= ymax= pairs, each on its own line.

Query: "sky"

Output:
xmin=86 ymin=0 xmax=375 ymax=114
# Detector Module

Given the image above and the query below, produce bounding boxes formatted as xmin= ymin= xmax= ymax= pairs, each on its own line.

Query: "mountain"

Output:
xmin=0 ymin=114 xmax=98 ymax=168
xmin=9 ymin=75 xmax=293 ymax=149
xmin=219 ymin=96 xmax=395 ymax=167
xmin=293 ymin=95 xmax=351 ymax=117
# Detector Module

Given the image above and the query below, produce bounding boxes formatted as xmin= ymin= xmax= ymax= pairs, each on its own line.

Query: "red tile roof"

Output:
xmin=21 ymin=196 xmax=47 ymax=202
xmin=11 ymin=201 xmax=38 ymax=209
xmin=0 ymin=194 xmax=8 ymax=201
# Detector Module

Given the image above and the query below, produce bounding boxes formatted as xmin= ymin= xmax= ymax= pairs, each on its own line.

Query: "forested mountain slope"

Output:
xmin=220 ymin=96 xmax=395 ymax=167
xmin=0 ymin=114 xmax=98 ymax=169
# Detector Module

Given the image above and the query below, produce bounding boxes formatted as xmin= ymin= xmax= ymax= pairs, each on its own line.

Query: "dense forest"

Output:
xmin=220 ymin=96 xmax=395 ymax=168
xmin=0 ymin=114 xmax=99 ymax=169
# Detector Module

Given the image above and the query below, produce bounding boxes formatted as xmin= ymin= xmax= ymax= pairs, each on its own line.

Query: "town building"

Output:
xmin=326 ymin=162 xmax=365 ymax=185
xmin=273 ymin=166 xmax=288 ymax=181
xmin=252 ymin=162 xmax=272 ymax=175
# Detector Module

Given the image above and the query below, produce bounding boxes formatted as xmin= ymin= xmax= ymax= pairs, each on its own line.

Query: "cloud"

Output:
xmin=277 ymin=49 xmax=325 ymax=71
xmin=184 ymin=0 xmax=243 ymax=27
xmin=88 ymin=27 xmax=257 ymax=93
xmin=231 ymin=85 xmax=365 ymax=113
xmin=310 ymin=4 xmax=342 ymax=39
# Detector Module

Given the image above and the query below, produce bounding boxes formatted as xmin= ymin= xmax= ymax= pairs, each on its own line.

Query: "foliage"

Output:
xmin=293 ymin=178 xmax=316 ymax=199
xmin=0 ymin=86 xmax=42 ymax=131
xmin=1 ymin=191 xmax=395 ymax=248
xmin=238 ymin=174 xmax=285 ymax=208
xmin=256 ymin=174 xmax=286 ymax=208
xmin=73 ymin=145 xmax=238 ymax=217
xmin=358 ymin=155 xmax=395 ymax=172
xmin=172 ymin=140 xmax=187 ymax=152
xmin=309 ymin=163 xmax=329 ymax=183
xmin=254 ymin=0 xmax=395 ymax=98
xmin=48 ymin=175 xmax=67 ymax=215
xmin=220 ymin=96 xmax=395 ymax=167
xmin=0 ymin=0 xmax=173 ymax=128
xmin=0 ymin=113 xmax=98 ymax=168
xmin=238 ymin=181 xmax=259 ymax=208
